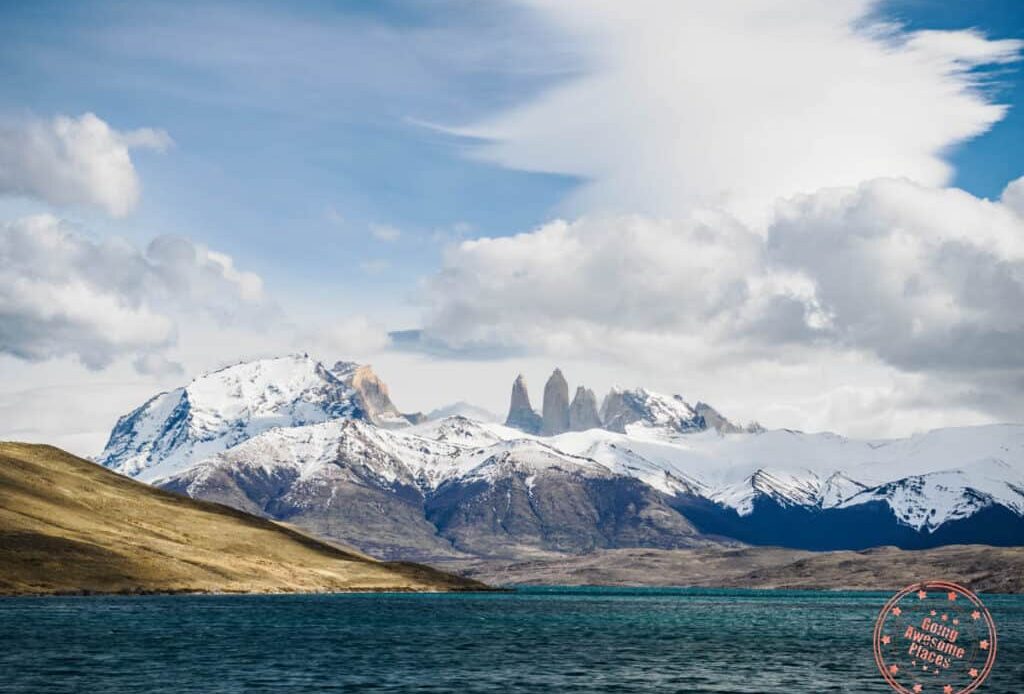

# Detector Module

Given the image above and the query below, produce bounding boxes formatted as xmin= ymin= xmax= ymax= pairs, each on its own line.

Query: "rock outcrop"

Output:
xmin=505 ymin=374 xmax=542 ymax=434
xmin=600 ymin=388 xmax=707 ymax=434
xmin=568 ymin=386 xmax=602 ymax=431
xmin=693 ymin=401 xmax=742 ymax=434
xmin=343 ymin=363 xmax=411 ymax=427
xmin=541 ymin=368 xmax=571 ymax=435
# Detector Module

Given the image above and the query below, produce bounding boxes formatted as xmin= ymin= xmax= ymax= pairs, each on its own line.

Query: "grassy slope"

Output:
xmin=0 ymin=442 xmax=487 ymax=595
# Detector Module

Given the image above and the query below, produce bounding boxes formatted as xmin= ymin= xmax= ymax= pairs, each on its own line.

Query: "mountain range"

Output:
xmin=97 ymin=354 xmax=1024 ymax=560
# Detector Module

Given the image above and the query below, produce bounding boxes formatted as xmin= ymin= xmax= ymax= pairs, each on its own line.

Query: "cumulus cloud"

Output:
xmin=425 ymin=213 xmax=764 ymax=353
xmin=1003 ymin=176 xmax=1024 ymax=217
xmin=455 ymin=1 xmax=1022 ymax=223
xmin=0 ymin=215 xmax=266 ymax=370
xmin=420 ymin=177 xmax=1024 ymax=432
xmin=768 ymin=178 xmax=1024 ymax=372
xmin=0 ymin=113 xmax=171 ymax=217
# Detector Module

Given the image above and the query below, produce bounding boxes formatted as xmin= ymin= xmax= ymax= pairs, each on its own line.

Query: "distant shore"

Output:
xmin=438 ymin=544 xmax=1024 ymax=594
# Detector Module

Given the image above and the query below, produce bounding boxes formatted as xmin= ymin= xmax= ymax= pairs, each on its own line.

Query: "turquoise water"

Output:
xmin=1 ymin=588 xmax=1021 ymax=692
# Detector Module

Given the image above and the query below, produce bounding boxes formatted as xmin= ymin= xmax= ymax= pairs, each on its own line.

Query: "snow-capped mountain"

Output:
xmin=155 ymin=415 xmax=708 ymax=559
xmin=600 ymin=388 xmax=707 ymax=433
xmin=839 ymin=458 xmax=1024 ymax=531
xmin=99 ymin=356 xmax=1024 ymax=558
xmin=98 ymin=354 xmax=412 ymax=480
xmin=426 ymin=402 xmax=500 ymax=423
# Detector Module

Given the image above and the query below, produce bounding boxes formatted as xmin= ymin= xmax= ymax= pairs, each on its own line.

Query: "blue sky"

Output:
xmin=881 ymin=0 xmax=1024 ymax=196
xmin=1 ymin=0 xmax=1021 ymax=313
xmin=2 ymin=0 xmax=1024 ymax=451
xmin=0 ymin=0 xmax=579 ymax=314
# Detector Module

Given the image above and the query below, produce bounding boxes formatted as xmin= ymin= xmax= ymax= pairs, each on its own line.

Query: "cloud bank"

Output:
xmin=0 ymin=215 xmax=265 ymax=371
xmin=421 ymin=176 xmax=1024 ymax=432
xmin=458 ymin=0 xmax=1022 ymax=222
xmin=0 ymin=113 xmax=171 ymax=217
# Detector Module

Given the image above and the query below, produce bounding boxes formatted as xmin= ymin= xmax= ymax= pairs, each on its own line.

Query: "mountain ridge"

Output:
xmin=97 ymin=355 xmax=1024 ymax=560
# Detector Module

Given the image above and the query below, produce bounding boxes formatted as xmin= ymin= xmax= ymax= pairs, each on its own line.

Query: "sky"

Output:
xmin=1 ymin=0 xmax=1023 ymax=454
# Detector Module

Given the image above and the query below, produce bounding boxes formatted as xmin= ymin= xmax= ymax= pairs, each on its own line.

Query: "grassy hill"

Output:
xmin=0 ymin=442 xmax=487 ymax=595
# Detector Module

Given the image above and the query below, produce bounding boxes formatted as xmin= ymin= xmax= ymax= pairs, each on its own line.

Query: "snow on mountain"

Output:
xmin=407 ymin=415 xmax=523 ymax=450
xmin=99 ymin=354 xmax=366 ymax=480
xmin=161 ymin=414 xmax=611 ymax=498
xmin=711 ymin=469 xmax=827 ymax=516
xmin=600 ymin=388 xmax=706 ymax=434
xmin=426 ymin=402 xmax=500 ymax=423
xmin=158 ymin=418 xmax=465 ymax=496
xmin=99 ymin=353 xmax=1024 ymax=544
xmin=550 ymin=432 xmax=706 ymax=497
xmin=438 ymin=439 xmax=613 ymax=491
xmin=839 ymin=458 xmax=1024 ymax=531
xmin=470 ymin=421 xmax=1024 ymax=530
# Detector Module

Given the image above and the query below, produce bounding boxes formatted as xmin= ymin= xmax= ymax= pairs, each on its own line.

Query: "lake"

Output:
xmin=1 ymin=588 xmax=1020 ymax=692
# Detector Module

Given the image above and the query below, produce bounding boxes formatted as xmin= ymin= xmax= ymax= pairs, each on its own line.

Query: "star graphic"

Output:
xmin=971 ymin=610 xmax=981 ymax=620
xmin=918 ymin=590 xmax=928 ymax=600
xmin=947 ymin=591 xmax=958 ymax=601
xmin=944 ymin=685 xmax=954 ymax=694
xmin=941 ymin=614 xmax=948 ymax=621
xmin=893 ymin=606 xmax=903 ymax=616
xmin=953 ymin=619 xmax=959 ymax=625
xmin=881 ymin=635 xmax=891 ymax=645
xmin=931 ymin=610 xmax=937 ymax=616
xmin=913 ymin=685 xmax=923 ymax=693
xmin=889 ymin=664 xmax=900 ymax=674
xmin=969 ymin=668 xmax=979 ymax=678
xmin=980 ymin=640 xmax=990 ymax=650
xmin=923 ymin=665 xmax=929 ymax=671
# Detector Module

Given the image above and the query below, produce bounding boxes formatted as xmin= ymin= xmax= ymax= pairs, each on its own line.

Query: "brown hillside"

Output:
xmin=0 ymin=442 xmax=487 ymax=595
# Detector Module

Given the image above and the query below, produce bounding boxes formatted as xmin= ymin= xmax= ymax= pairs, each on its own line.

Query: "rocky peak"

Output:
xmin=693 ymin=402 xmax=742 ymax=434
xmin=600 ymin=387 xmax=706 ymax=434
xmin=568 ymin=386 xmax=602 ymax=431
xmin=542 ymin=368 xmax=570 ymax=435
xmin=345 ymin=364 xmax=410 ymax=427
xmin=97 ymin=354 xmax=366 ymax=479
xmin=505 ymin=374 xmax=542 ymax=434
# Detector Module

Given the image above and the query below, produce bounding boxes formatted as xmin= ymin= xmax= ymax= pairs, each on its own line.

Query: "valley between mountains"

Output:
xmin=93 ymin=354 xmax=1024 ymax=578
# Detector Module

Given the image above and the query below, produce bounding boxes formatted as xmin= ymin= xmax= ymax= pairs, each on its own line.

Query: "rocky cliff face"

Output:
xmin=505 ymin=374 xmax=542 ymax=434
xmin=344 ymin=363 xmax=413 ymax=427
xmin=569 ymin=386 xmax=602 ymax=431
xmin=600 ymin=388 xmax=708 ymax=434
xmin=541 ymin=368 xmax=570 ymax=435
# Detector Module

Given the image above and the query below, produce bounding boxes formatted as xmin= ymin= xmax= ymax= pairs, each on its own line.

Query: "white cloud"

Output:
xmin=0 ymin=215 xmax=266 ymax=370
xmin=1003 ymin=175 xmax=1024 ymax=217
xmin=424 ymin=213 xmax=765 ymax=353
xmin=0 ymin=112 xmax=171 ymax=217
xmin=768 ymin=178 xmax=1024 ymax=372
xmin=456 ymin=1 xmax=1022 ymax=224
xmin=319 ymin=315 xmax=393 ymax=358
xmin=370 ymin=223 xmax=401 ymax=242
xmin=419 ymin=177 xmax=1024 ymax=435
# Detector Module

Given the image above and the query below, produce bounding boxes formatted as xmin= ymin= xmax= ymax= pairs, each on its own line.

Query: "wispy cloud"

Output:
xmin=455 ymin=1 xmax=1022 ymax=224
